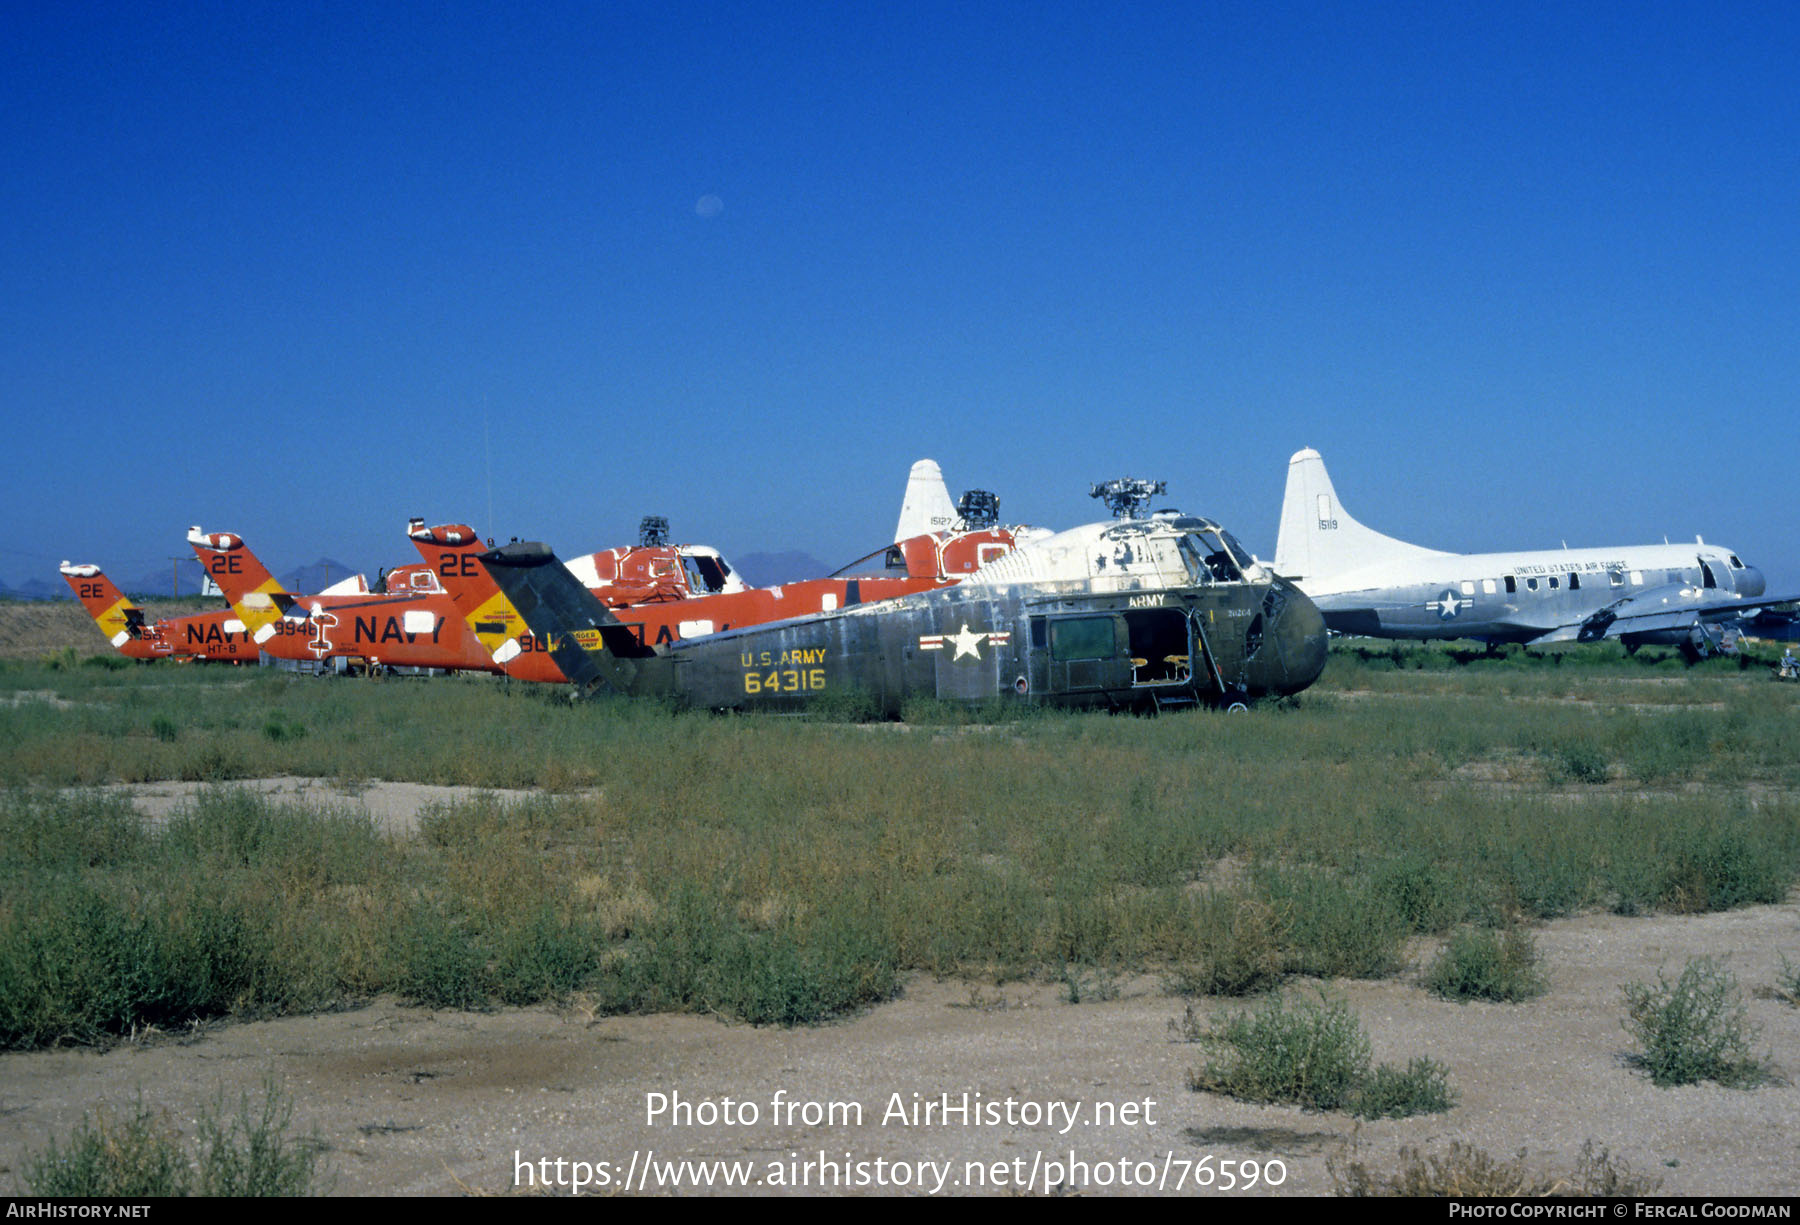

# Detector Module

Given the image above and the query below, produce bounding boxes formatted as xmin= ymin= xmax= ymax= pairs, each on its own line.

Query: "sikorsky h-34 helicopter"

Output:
xmin=477 ymin=476 xmax=1328 ymax=714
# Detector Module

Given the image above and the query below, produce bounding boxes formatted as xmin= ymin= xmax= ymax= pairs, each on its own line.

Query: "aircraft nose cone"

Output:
xmin=1739 ymin=566 xmax=1766 ymax=597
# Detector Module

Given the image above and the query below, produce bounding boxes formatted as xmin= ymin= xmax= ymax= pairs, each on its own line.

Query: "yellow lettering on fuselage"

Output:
xmin=776 ymin=647 xmax=827 ymax=666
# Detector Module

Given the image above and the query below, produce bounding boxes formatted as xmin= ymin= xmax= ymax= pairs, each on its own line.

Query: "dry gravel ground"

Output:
xmin=1 ymin=776 xmax=1796 ymax=1198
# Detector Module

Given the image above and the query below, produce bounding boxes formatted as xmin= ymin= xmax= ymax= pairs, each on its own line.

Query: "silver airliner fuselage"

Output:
xmin=1305 ymin=542 xmax=1763 ymax=644
xmin=1274 ymin=448 xmax=1780 ymax=655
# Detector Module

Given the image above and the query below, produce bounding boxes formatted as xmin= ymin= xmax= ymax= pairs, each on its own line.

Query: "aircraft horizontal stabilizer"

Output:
xmin=478 ymin=542 xmax=646 ymax=695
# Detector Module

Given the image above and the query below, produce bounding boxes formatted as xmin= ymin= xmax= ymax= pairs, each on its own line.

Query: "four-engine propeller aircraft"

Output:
xmin=475 ymin=479 xmax=1328 ymax=714
xmin=1274 ymin=447 xmax=1789 ymax=657
xmin=59 ymin=562 xmax=259 ymax=662
xmin=189 ymin=528 xmax=500 ymax=673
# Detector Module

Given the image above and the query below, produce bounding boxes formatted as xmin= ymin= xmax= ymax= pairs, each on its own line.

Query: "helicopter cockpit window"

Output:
xmin=683 ymin=555 xmax=730 ymax=593
xmin=1186 ymin=530 xmax=1242 ymax=582
xmin=1175 ymin=535 xmax=1209 ymax=584
xmin=1217 ymin=530 xmax=1256 ymax=573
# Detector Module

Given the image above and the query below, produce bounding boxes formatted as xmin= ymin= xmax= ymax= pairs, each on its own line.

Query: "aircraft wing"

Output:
xmin=1534 ymin=584 xmax=1800 ymax=646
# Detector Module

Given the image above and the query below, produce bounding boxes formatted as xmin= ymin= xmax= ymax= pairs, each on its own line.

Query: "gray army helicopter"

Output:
xmin=478 ymin=477 xmax=1329 ymax=714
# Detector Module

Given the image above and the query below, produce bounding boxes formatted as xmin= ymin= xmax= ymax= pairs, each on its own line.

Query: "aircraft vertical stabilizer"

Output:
xmin=60 ymin=562 xmax=150 ymax=651
xmin=894 ymin=459 xmax=959 ymax=542
xmin=189 ymin=527 xmax=292 ymax=643
xmin=1274 ymin=448 xmax=1450 ymax=583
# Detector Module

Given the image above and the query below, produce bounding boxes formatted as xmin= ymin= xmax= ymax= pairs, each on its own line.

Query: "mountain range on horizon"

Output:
xmin=4 ymin=559 xmax=363 ymax=602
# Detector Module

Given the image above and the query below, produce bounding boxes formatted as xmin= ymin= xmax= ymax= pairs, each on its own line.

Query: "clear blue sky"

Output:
xmin=5 ymin=2 xmax=1796 ymax=592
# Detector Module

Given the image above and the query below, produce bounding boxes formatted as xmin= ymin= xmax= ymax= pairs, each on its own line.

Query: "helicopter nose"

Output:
xmin=1248 ymin=580 xmax=1328 ymax=697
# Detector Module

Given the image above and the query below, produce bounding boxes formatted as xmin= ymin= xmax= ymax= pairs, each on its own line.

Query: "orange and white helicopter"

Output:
xmin=187 ymin=528 xmax=498 ymax=673
xmin=59 ymin=562 xmax=259 ymax=662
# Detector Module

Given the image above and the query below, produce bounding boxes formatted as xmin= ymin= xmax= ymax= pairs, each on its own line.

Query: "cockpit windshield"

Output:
xmin=1217 ymin=529 xmax=1256 ymax=572
xmin=1180 ymin=529 xmax=1244 ymax=583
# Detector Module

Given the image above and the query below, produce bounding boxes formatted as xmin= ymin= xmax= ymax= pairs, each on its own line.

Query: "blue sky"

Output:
xmin=4 ymin=2 xmax=1796 ymax=592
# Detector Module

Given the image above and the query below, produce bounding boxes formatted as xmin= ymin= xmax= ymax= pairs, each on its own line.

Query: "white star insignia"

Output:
xmin=948 ymin=622 xmax=987 ymax=660
xmin=1428 ymin=590 xmax=1469 ymax=620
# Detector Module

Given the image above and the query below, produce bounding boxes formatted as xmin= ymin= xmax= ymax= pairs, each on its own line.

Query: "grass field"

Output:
xmin=2 ymin=638 xmax=1796 ymax=1048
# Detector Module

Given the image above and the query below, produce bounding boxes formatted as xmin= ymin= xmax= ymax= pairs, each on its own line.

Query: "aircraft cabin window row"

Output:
xmin=1488 ymin=570 xmax=1616 ymax=596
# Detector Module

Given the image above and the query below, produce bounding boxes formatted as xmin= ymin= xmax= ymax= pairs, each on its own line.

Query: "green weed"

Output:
xmin=192 ymin=1078 xmax=330 ymax=1196
xmin=1163 ymin=893 xmax=1284 ymax=997
xmin=1 ymin=655 xmax=1797 ymax=1043
xmin=1774 ymin=954 xmax=1800 ymax=1006
xmin=1545 ymin=744 xmax=1609 ymax=785
xmin=1621 ymin=957 xmax=1771 ymax=1088
xmin=24 ymin=1080 xmax=327 ymax=1197
xmin=1259 ymin=865 xmax=1407 ymax=979
xmin=1350 ymin=1058 xmax=1457 ymax=1119
xmin=1184 ymin=990 xmax=1454 ymax=1118
xmin=1424 ymin=926 xmax=1549 ymax=1003
xmin=23 ymin=1099 xmax=192 ymax=1196
xmin=1329 ymin=1139 xmax=1660 ymax=1197
xmin=394 ymin=903 xmax=488 ymax=1011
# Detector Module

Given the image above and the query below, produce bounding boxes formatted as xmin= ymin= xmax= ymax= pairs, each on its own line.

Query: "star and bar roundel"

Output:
xmin=918 ymin=622 xmax=1011 ymax=661
xmin=1427 ymin=588 xmax=1473 ymax=620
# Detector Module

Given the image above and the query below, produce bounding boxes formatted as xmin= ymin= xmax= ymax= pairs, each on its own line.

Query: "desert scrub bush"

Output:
xmin=1061 ymin=961 xmax=1121 ymax=1004
xmin=1257 ymin=865 xmax=1407 ymax=979
xmin=0 ymin=880 xmax=293 ymax=1048
xmin=588 ymin=887 xmax=901 ymax=1026
xmin=489 ymin=905 xmax=603 ymax=1006
xmin=1544 ymin=743 xmax=1609 ymax=785
xmin=23 ymin=1099 xmax=192 ymax=1196
xmin=0 ymin=788 xmax=147 ymax=872
xmin=1163 ymin=893 xmax=1283 ymax=997
xmin=1350 ymin=1058 xmax=1457 ymax=1119
xmin=1621 ymin=957 xmax=1772 ymax=1088
xmin=1655 ymin=825 xmax=1792 ymax=914
xmin=1183 ymin=990 xmax=1455 ymax=1119
xmin=24 ymin=1080 xmax=327 ymax=1197
xmin=1182 ymin=992 xmax=1372 ymax=1112
xmin=191 ymin=1078 xmax=329 ymax=1196
xmin=1424 ymin=925 xmax=1548 ymax=1003
xmin=1370 ymin=853 xmax=1468 ymax=935
xmin=1774 ymin=954 xmax=1800 ymax=1006
xmin=1329 ymin=1139 xmax=1660 ymax=1197
xmin=393 ymin=902 xmax=489 ymax=1011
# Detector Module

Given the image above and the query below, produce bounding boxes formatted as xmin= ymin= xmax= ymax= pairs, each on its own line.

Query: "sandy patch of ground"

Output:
xmin=1 ymin=903 xmax=1796 ymax=1197
xmin=1 ymin=690 xmax=80 ymax=710
xmin=97 ymin=776 xmax=555 ymax=837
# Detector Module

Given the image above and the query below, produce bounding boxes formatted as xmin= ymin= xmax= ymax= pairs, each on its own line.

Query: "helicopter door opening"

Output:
xmin=1125 ymin=608 xmax=1192 ymax=686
